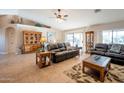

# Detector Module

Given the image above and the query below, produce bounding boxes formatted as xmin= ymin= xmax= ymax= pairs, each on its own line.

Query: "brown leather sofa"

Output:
xmin=47 ymin=42 xmax=79 ymax=63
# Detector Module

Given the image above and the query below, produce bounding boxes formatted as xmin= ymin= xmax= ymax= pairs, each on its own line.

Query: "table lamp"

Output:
xmin=40 ymin=36 xmax=47 ymax=52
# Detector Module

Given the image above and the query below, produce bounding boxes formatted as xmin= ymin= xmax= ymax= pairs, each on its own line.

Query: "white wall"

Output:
xmin=0 ymin=16 xmax=10 ymax=54
xmin=0 ymin=28 xmax=6 ymax=54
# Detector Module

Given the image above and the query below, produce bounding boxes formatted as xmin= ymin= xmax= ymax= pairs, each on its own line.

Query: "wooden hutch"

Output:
xmin=85 ymin=31 xmax=94 ymax=53
xmin=22 ymin=31 xmax=42 ymax=53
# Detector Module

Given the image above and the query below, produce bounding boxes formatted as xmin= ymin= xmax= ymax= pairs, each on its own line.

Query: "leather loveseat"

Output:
xmin=90 ymin=43 xmax=124 ymax=64
xmin=47 ymin=42 xmax=79 ymax=63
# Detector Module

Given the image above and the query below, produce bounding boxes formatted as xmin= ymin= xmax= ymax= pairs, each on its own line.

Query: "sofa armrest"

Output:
xmin=50 ymin=51 xmax=56 ymax=55
xmin=90 ymin=48 xmax=96 ymax=51
xmin=66 ymin=46 xmax=77 ymax=50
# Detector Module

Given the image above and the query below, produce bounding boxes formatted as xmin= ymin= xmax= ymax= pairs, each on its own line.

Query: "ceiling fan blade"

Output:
xmin=58 ymin=9 xmax=61 ymax=12
xmin=64 ymin=15 xmax=68 ymax=17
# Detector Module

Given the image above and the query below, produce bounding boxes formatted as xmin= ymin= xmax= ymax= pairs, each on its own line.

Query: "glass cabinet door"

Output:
xmin=85 ymin=31 xmax=94 ymax=53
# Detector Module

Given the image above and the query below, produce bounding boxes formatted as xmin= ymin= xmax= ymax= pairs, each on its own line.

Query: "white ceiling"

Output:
xmin=1 ymin=9 xmax=124 ymax=31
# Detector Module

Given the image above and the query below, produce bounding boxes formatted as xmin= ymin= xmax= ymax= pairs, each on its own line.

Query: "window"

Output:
xmin=73 ymin=33 xmax=83 ymax=47
xmin=102 ymin=30 xmax=124 ymax=44
xmin=102 ymin=30 xmax=112 ymax=44
xmin=66 ymin=32 xmax=83 ymax=47
xmin=113 ymin=30 xmax=124 ymax=44
xmin=66 ymin=33 xmax=74 ymax=46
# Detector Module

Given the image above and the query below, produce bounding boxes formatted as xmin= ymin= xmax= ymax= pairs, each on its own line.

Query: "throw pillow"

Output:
xmin=110 ymin=44 xmax=121 ymax=53
xmin=120 ymin=52 xmax=124 ymax=55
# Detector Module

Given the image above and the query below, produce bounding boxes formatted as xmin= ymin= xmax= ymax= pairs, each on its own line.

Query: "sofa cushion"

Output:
xmin=95 ymin=43 xmax=108 ymax=50
xmin=91 ymin=51 xmax=105 ymax=55
xmin=109 ymin=44 xmax=121 ymax=53
xmin=96 ymin=48 xmax=106 ymax=52
xmin=51 ymin=49 xmax=60 ymax=52
xmin=120 ymin=45 xmax=124 ymax=52
xmin=47 ymin=44 xmax=58 ymax=50
xmin=105 ymin=52 xmax=124 ymax=60
xmin=57 ymin=43 xmax=65 ymax=48
xmin=60 ymin=47 xmax=66 ymax=51
xmin=55 ymin=51 xmax=66 ymax=56
xmin=120 ymin=52 xmax=124 ymax=55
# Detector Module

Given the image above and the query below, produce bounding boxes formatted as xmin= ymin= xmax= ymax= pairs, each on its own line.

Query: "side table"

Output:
xmin=36 ymin=51 xmax=51 ymax=68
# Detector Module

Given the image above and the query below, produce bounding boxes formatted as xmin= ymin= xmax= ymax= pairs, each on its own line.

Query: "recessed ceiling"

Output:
xmin=1 ymin=9 xmax=124 ymax=31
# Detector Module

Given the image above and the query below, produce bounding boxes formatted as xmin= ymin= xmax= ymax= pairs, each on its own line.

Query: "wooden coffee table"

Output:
xmin=82 ymin=55 xmax=111 ymax=82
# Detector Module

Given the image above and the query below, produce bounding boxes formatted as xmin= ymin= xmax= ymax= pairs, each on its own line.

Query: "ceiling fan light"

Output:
xmin=52 ymin=9 xmax=68 ymax=23
xmin=56 ymin=18 xmax=64 ymax=23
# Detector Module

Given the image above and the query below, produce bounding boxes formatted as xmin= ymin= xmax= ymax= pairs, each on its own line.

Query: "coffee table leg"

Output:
xmin=100 ymin=68 xmax=105 ymax=82
xmin=109 ymin=63 xmax=111 ymax=69
xmin=82 ymin=63 xmax=85 ymax=73
xmin=36 ymin=54 xmax=38 ymax=64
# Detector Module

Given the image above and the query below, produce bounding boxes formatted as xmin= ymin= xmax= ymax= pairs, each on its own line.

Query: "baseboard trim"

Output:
xmin=0 ymin=52 xmax=8 ymax=54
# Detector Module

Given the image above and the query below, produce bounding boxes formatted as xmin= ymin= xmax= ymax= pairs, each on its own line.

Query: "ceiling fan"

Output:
xmin=50 ymin=9 xmax=68 ymax=22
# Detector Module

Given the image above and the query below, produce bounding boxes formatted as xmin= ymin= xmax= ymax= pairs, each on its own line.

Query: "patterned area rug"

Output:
xmin=64 ymin=63 xmax=124 ymax=83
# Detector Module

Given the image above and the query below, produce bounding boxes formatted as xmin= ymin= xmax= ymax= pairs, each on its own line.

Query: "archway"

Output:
xmin=5 ymin=27 xmax=16 ymax=54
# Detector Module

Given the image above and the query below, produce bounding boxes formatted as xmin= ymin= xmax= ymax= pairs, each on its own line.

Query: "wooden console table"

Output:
xmin=36 ymin=52 xmax=51 ymax=68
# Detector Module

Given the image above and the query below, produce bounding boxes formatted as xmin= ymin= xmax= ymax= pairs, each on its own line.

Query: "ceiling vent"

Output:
xmin=94 ymin=9 xmax=101 ymax=13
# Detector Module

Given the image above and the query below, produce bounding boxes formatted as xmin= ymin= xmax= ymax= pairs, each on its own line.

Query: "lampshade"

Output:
xmin=40 ymin=37 xmax=47 ymax=43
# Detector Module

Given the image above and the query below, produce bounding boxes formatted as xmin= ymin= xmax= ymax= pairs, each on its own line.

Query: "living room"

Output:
xmin=0 ymin=9 xmax=124 ymax=84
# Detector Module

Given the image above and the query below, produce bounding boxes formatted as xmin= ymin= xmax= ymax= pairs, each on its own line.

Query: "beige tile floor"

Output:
xmin=0 ymin=53 xmax=89 ymax=83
